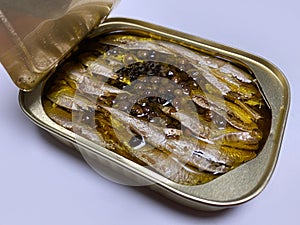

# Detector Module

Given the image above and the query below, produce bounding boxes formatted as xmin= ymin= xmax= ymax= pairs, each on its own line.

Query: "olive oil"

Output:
xmin=42 ymin=33 xmax=271 ymax=185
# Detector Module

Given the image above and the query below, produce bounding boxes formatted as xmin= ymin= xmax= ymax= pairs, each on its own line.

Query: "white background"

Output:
xmin=0 ymin=0 xmax=299 ymax=224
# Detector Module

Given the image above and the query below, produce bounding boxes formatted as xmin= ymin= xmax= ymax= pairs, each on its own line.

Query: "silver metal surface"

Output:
xmin=19 ymin=18 xmax=290 ymax=211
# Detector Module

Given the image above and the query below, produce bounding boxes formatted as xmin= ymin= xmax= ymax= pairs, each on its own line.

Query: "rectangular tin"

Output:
xmin=18 ymin=18 xmax=290 ymax=211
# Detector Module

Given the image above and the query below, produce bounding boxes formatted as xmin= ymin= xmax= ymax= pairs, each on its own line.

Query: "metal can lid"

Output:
xmin=0 ymin=0 xmax=119 ymax=91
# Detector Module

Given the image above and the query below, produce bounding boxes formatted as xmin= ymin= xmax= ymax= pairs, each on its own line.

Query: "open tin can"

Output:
xmin=1 ymin=0 xmax=290 ymax=211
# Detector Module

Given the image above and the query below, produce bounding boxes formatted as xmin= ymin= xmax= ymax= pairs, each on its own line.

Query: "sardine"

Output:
xmin=161 ymin=106 xmax=213 ymax=143
xmin=103 ymin=105 xmax=233 ymax=173
xmin=99 ymin=35 xmax=172 ymax=54
xmin=109 ymin=114 xmax=217 ymax=185
xmin=157 ymin=40 xmax=258 ymax=98
xmin=62 ymin=61 xmax=129 ymax=97
xmin=192 ymin=94 xmax=259 ymax=131
xmin=45 ymin=81 xmax=98 ymax=111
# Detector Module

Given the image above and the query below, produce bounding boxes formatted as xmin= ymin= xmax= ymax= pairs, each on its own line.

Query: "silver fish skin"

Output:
xmin=157 ymin=40 xmax=254 ymax=84
xmin=62 ymin=62 xmax=128 ymax=97
xmin=109 ymin=117 xmax=216 ymax=185
xmin=103 ymin=105 xmax=231 ymax=174
xmin=161 ymin=106 xmax=213 ymax=143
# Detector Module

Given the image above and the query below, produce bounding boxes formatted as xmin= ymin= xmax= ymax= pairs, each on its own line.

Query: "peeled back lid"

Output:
xmin=0 ymin=0 xmax=119 ymax=91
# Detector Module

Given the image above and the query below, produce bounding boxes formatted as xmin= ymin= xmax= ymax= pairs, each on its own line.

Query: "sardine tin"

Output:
xmin=18 ymin=18 xmax=289 ymax=211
